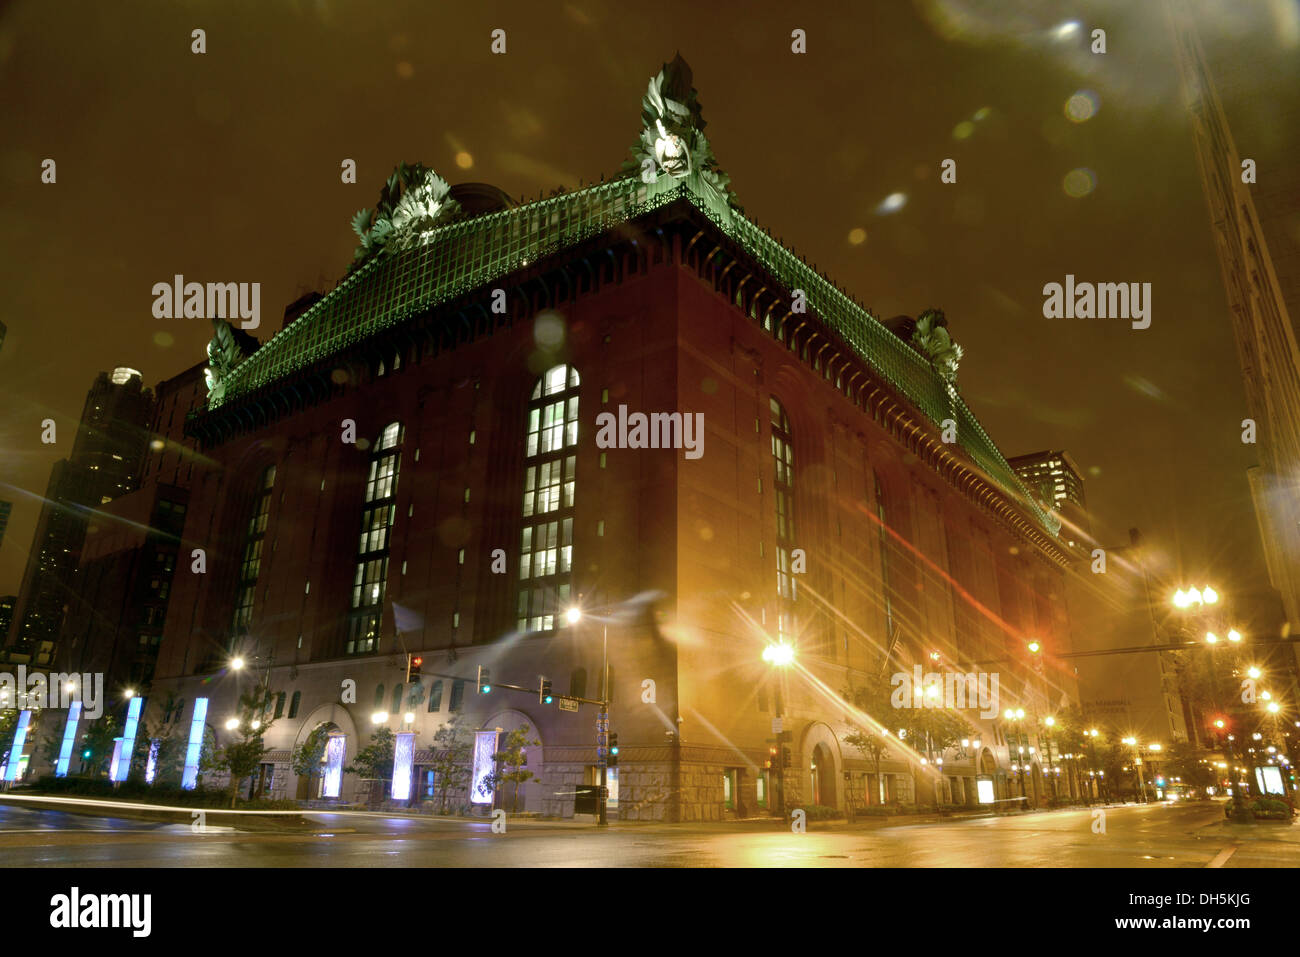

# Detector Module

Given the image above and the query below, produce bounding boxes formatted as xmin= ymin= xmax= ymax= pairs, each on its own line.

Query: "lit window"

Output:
xmin=347 ymin=424 xmax=403 ymax=656
xmin=770 ymin=397 xmax=796 ymax=641
xmin=232 ymin=465 xmax=276 ymax=637
xmin=518 ymin=365 xmax=579 ymax=632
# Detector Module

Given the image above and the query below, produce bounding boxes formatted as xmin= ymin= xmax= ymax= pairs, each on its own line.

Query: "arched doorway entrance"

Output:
xmin=482 ymin=709 xmax=545 ymax=813
xmin=810 ymin=742 xmax=837 ymax=808
xmin=294 ymin=721 xmax=341 ymax=800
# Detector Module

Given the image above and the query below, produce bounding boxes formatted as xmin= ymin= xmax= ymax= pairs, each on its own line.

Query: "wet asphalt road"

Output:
xmin=0 ymin=800 xmax=1294 ymax=867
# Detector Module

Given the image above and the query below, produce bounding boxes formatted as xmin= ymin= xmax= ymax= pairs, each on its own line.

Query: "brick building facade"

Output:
xmin=141 ymin=58 xmax=1076 ymax=819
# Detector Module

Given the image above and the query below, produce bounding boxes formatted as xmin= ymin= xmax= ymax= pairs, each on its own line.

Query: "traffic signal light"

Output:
xmin=406 ymin=654 xmax=423 ymax=682
xmin=608 ymin=732 xmax=619 ymax=767
xmin=539 ymin=677 xmax=553 ymax=705
xmin=476 ymin=666 xmax=491 ymax=695
xmin=781 ymin=746 xmax=792 ymax=769
xmin=766 ymin=746 xmax=778 ymax=769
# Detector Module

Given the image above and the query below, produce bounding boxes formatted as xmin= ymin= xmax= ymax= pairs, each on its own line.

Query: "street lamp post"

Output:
xmin=1123 ymin=737 xmax=1147 ymax=803
xmin=762 ymin=641 xmax=794 ymax=817
xmin=565 ymin=605 xmax=611 ymax=827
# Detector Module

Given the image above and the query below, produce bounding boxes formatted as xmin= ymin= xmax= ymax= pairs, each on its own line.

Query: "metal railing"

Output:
xmin=208 ymin=173 xmax=1055 ymax=535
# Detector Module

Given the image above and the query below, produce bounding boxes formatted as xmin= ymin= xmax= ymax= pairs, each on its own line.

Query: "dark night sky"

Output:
xmin=2 ymin=0 xmax=1297 ymax=632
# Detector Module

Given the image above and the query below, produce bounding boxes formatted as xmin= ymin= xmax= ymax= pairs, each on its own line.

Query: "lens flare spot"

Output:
xmin=1065 ymin=90 xmax=1099 ymax=123
xmin=1053 ymin=20 xmax=1081 ymax=40
xmin=875 ymin=192 xmax=907 ymax=215
xmin=455 ymin=151 xmax=474 ymax=169
xmin=533 ymin=310 xmax=566 ymax=349
xmin=847 ymin=227 xmax=867 ymax=245
xmin=396 ymin=61 xmax=414 ymax=79
xmin=152 ymin=331 xmax=174 ymax=347
xmin=1063 ymin=167 xmax=1096 ymax=198
xmin=952 ymin=120 xmax=975 ymax=140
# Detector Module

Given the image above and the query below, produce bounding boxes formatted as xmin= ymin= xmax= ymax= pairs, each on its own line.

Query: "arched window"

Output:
xmin=570 ymin=668 xmax=587 ymax=700
xmin=517 ymin=365 xmax=580 ymax=632
xmin=288 ymin=691 xmax=301 ymax=719
xmin=391 ymin=683 xmax=404 ymax=714
xmin=274 ymin=692 xmax=286 ymax=718
xmin=770 ymin=397 xmax=796 ymax=641
xmin=427 ymin=680 xmax=443 ymax=712
xmin=232 ymin=465 xmax=276 ymax=637
xmin=374 ymin=683 xmax=385 ymax=708
xmin=347 ymin=423 xmax=403 ymax=655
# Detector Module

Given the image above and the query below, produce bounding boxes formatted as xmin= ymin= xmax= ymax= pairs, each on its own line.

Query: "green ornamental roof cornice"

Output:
xmin=200 ymin=57 xmax=1058 ymax=540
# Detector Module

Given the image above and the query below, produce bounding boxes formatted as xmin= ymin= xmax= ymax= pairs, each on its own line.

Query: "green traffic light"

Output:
xmin=480 ymin=685 xmax=491 ymax=694
xmin=82 ymin=750 xmax=91 ymax=758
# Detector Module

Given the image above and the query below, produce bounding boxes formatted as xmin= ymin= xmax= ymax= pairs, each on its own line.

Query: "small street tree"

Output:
xmin=291 ymin=724 xmax=332 ymax=800
xmin=346 ymin=726 xmax=396 ymax=804
xmin=844 ymin=728 xmax=890 ymax=807
xmin=78 ymin=712 xmax=122 ymax=778
xmin=429 ymin=717 xmax=473 ymax=813
xmin=481 ymin=725 xmax=540 ymax=813
xmin=210 ymin=689 xmax=277 ymax=807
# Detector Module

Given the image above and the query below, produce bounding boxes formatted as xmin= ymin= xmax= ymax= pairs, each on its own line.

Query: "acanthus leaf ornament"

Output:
xmin=350 ymin=162 xmax=461 ymax=267
xmin=910 ymin=308 xmax=964 ymax=384
xmin=625 ymin=53 xmax=733 ymax=205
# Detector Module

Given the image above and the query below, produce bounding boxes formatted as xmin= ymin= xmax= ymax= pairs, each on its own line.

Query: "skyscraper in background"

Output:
xmin=1169 ymin=2 xmax=1300 ymax=636
xmin=3 ymin=368 xmax=154 ymax=663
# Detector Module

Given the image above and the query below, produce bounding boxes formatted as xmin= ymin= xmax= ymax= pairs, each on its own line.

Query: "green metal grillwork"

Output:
xmin=209 ymin=172 xmax=1057 ymax=536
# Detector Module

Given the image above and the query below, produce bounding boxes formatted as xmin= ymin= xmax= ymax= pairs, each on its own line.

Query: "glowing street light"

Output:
xmin=403 ymin=712 xmax=415 ymax=725
xmin=1205 ymin=631 xmax=1219 ymax=644
xmin=225 ymin=718 xmax=239 ymax=730
xmin=371 ymin=711 xmax=388 ymax=724
xmin=230 ymin=657 xmax=246 ymax=671
xmin=565 ymin=606 xmax=582 ymax=626
xmin=1027 ymin=640 xmax=1041 ymax=654
xmin=1247 ymin=666 xmax=1262 ymax=679
xmin=762 ymin=642 xmax=795 ymax=667
xmin=1227 ymin=629 xmax=1242 ymax=642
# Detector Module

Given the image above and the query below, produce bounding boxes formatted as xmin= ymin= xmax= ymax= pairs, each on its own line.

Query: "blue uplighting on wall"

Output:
xmin=392 ymin=731 xmax=415 ymax=802
xmin=181 ymin=698 xmax=208 ymax=790
xmin=55 ymin=701 xmax=82 ymax=778
xmin=110 ymin=696 xmax=143 ymax=782
xmin=3 ymin=711 xmax=32 ymax=782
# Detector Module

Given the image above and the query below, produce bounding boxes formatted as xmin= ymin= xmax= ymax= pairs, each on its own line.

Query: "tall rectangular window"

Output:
xmin=518 ymin=365 xmax=580 ymax=632
xmin=770 ymin=398 xmax=796 ymax=642
xmin=232 ymin=466 xmax=276 ymax=636
xmin=347 ymin=423 xmax=402 ymax=656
